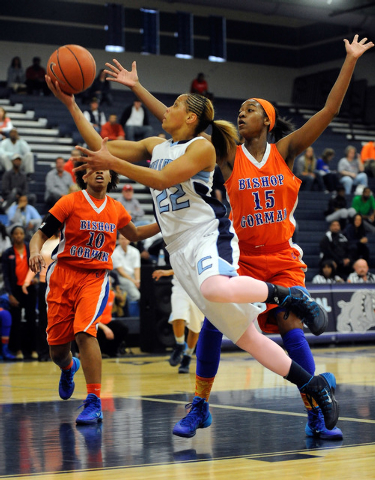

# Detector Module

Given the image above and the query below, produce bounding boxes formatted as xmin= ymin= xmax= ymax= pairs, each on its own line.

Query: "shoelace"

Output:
xmin=77 ymin=398 xmax=99 ymax=414
xmin=61 ymin=369 xmax=74 ymax=389
xmin=179 ymin=400 xmax=204 ymax=426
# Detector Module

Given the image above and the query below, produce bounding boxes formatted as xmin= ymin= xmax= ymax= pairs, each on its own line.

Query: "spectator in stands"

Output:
xmin=190 ymin=73 xmax=212 ymax=100
xmin=320 ymin=220 xmax=352 ymax=279
xmin=0 ymin=128 xmax=34 ymax=177
xmin=344 ymin=213 xmax=370 ymax=263
xmin=6 ymin=195 xmax=42 ymax=240
xmin=360 ymin=139 xmax=375 ymax=178
xmin=83 ymin=98 xmax=106 ymax=134
xmin=100 ymin=114 xmax=125 ymax=140
xmin=85 ymin=69 xmax=113 ymax=106
xmin=0 ymin=107 xmax=14 ymax=140
xmin=316 ymin=148 xmax=340 ymax=192
xmin=120 ymin=100 xmax=153 ymax=141
xmin=118 ymin=184 xmax=146 ymax=226
xmin=22 ymin=231 xmax=60 ymax=361
xmin=44 ymin=157 xmax=73 ymax=209
xmin=351 ymin=186 xmax=375 ymax=234
xmin=1 ymin=154 xmax=34 ymax=209
xmin=347 ymin=258 xmax=375 ymax=283
xmin=112 ymin=235 xmax=141 ymax=316
xmin=338 ymin=145 xmax=368 ymax=195
xmin=312 ymin=259 xmax=344 ymax=284
xmin=2 ymin=225 xmax=38 ymax=360
xmin=294 ymin=146 xmax=325 ymax=191
xmin=324 ymin=186 xmax=356 ymax=227
xmin=25 ymin=56 xmax=49 ymax=96
xmin=7 ymin=56 xmax=26 ymax=94
xmin=63 ymin=148 xmax=81 ymax=183
xmin=96 ymin=277 xmax=129 ymax=357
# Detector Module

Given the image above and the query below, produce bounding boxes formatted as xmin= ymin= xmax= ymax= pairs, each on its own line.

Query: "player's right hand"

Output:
xmin=29 ymin=254 xmax=46 ymax=274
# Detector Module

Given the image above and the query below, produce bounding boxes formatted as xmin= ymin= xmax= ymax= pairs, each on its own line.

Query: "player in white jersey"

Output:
xmin=46 ymin=74 xmax=339 ymax=434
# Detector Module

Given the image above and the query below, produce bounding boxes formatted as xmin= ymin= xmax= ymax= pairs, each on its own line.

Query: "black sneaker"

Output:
xmin=280 ymin=287 xmax=328 ymax=336
xmin=169 ymin=343 xmax=186 ymax=367
xmin=178 ymin=355 xmax=191 ymax=374
xmin=300 ymin=373 xmax=339 ymax=430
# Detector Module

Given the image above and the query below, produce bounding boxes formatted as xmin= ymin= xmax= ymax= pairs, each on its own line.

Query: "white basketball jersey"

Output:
xmin=150 ymin=137 xmax=226 ymax=245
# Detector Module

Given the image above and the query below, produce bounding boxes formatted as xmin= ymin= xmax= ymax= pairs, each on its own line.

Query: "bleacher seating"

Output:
xmin=2 ymin=91 xmax=375 ymax=283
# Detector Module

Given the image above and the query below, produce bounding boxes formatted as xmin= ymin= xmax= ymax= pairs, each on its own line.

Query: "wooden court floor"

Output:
xmin=0 ymin=344 xmax=374 ymax=480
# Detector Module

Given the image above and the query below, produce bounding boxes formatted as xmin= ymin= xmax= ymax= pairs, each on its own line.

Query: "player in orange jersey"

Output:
xmin=29 ymin=164 xmax=160 ymax=424
xmin=99 ymin=34 xmax=373 ymax=439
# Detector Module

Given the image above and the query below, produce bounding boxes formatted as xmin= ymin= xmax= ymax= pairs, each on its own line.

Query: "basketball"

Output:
xmin=47 ymin=44 xmax=96 ymax=95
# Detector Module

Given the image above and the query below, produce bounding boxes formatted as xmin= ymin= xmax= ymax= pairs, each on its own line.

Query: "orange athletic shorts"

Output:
xmin=238 ymin=242 xmax=306 ymax=334
xmin=45 ymin=262 xmax=109 ymax=345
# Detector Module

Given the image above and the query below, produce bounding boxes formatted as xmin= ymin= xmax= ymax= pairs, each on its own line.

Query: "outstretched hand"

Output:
xmin=74 ymin=137 xmax=115 ymax=179
xmin=104 ymin=59 xmax=138 ymax=88
xmin=45 ymin=75 xmax=75 ymax=108
xmin=344 ymin=34 xmax=374 ymax=59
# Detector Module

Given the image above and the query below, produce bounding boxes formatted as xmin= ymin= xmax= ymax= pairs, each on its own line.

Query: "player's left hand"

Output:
xmin=29 ymin=253 xmax=46 ymax=274
xmin=344 ymin=34 xmax=374 ymax=59
xmin=74 ymin=138 xmax=114 ymax=180
xmin=104 ymin=60 xmax=138 ymax=88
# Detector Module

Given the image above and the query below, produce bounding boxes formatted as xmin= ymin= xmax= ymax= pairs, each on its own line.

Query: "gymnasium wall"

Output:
xmin=1 ymin=0 xmax=375 ymax=103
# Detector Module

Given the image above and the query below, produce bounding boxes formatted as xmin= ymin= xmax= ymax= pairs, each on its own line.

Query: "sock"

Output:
xmin=195 ymin=375 xmax=215 ymax=401
xmin=265 ymin=283 xmax=290 ymax=305
xmin=87 ymin=383 xmax=101 ymax=397
xmin=283 ymin=329 xmax=318 ymax=409
xmin=185 ymin=347 xmax=194 ymax=357
xmin=175 ymin=335 xmax=185 ymax=344
xmin=61 ymin=359 xmax=74 ymax=371
xmin=284 ymin=360 xmax=313 ymax=389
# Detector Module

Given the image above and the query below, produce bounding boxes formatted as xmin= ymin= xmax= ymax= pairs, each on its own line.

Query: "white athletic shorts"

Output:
xmin=166 ymin=218 xmax=260 ymax=343
xmin=168 ymin=276 xmax=204 ymax=334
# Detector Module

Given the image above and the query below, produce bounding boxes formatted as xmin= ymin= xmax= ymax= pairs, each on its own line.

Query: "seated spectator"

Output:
xmin=312 ymin=259 xmax=344 ymax=284
xmin=324 ymin=187 xmax=356 ymax=227
xmin=0 ymin=128 xmax=34 ymax=177
xmin=294 ymin=146 xmax=325 ymax=191
xmin=351 ymin=186 xmax=375 ymax=234
xmin=120 ymin=100 xmax=153 ymax=141
xmin=1 ymin=154 xmax=35 ymax=210
xmin=190 ymin=73 xmax=213 ymax=100
xmin=338 ymin=145 xmax=368 ymax=195
xmin=44 ymin=157 xmax=74 ymax=209
xmin=100 ymin=114 xmax=125 ymax=140
xmin=320 ymin=220 xmax=352 ymax=279
xmin=112 ymin=235 xmax=141 ymax=316
xmin=118 ymin=184 xmax=147 ymax=226
xmin=7 ymin=56 xmax=26 ymax=94
xmin=63 ymin=148 xmax=81 ymax=183
xmin=316 ymin=148 xmax=340 ymax=192
xmin=96 ymin=278 xmax=129 ymax=357
xmin=347 ymin=259 xmax=375 ymax=284
xmin=360 ymin=139 xmax=375 ymax=178
xmin=6 ymin=195 xmax=42 ymax=240
xmin=344 ymin=214 xmax=370 ymax=263
xmin=22 ymin=231 xmax=60 ymax=361
xmin=0 ymin=308 xmax=16 ymax=360
xmin=83 ymin=98 xmax=106 ymax=134
xmin=25 ymin=56 xmax=49 ymax=96
xmin=84 ymin=69 xmax=113 ymax=106
xmin=2 ymin=225 xmax=38 ymax=360
xmin=0 ymin=107 xmax=14 ymax=140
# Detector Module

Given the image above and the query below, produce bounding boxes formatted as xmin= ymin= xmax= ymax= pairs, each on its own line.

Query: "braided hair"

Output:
xmin=184 ymin=94 xmax=239 ymax=158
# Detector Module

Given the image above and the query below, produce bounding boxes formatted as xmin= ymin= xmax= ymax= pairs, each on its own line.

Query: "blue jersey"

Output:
xmin=150 ymin=137 xmax=226 ymax=245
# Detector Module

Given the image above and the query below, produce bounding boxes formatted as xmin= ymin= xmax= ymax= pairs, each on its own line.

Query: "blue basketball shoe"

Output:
xmin=306 ymin=408 xmax=343 ymax=440
xmin=279 ymin=286 xmax=328 ymax=336
xmin=300 ymin=372 xmax=339 ymax=431
xmin=173 ymin=396 xmax=212 ymax=438
xmin=59 ymin=357 xmax=80 ymax=400
xmin=76 ymin=394 xmax=103 ymax=424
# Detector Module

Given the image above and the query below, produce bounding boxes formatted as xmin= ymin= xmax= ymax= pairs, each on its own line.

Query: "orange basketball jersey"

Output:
xmin=225 ymin=143 xmax=301 ymax=249
xmin=49 ymin=190 xmax=131 ymax=270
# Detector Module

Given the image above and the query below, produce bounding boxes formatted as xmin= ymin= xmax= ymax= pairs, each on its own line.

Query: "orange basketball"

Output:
xmin=47 ymin=44 xmax=96 ymax=95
